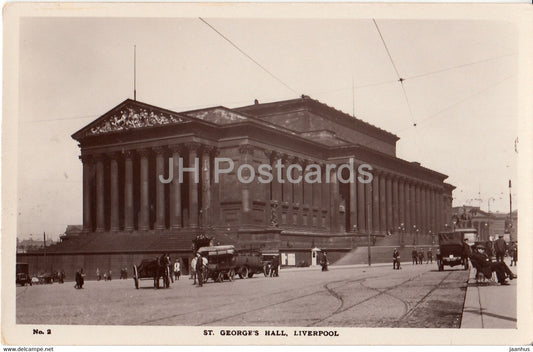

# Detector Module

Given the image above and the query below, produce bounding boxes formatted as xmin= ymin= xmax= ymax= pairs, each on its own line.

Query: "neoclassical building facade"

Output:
xmin=19 ymin=96 xmax=455 ymax=277
xmin=70 ymin=96 xmax=454 ymax=248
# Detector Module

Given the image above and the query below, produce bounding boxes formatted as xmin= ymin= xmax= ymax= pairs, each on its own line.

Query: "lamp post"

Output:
xmin=352 ymin=225 xmax=357 ymax=250
xmin=412 ymin=225 xmax=417 ymax=246
xmin=398 ymin=223 xmax=405 ymax=247
xmin=367 ymin=226 xmax=372 ymax=267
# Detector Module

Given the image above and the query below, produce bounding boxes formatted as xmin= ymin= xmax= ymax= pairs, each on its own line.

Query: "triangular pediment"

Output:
xmin=72 ymin=99 xmax=189 ymax=140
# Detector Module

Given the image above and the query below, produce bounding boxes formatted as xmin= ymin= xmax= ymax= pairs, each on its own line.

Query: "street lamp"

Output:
xmin=367 ymin=226 xmax=372 ymax=267
xmin=412 ymin=225 xmax=417 ymax=245
xmin=398 ymin=223 xmax=405 ymax=247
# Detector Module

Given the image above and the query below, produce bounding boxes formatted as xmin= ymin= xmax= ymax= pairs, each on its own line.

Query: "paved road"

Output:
xmin=17 ymin=263 xmax=469 ymax=327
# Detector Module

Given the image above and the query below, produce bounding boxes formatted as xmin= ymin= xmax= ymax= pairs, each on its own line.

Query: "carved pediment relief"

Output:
xmin=86 ymin=105 xmax=185 ymax=137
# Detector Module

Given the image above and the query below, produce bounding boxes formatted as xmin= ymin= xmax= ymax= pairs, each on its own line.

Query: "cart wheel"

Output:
xmin=239 ymin=266 xmax=249 ymax=279
xmin=228 ymin=269 xmax=235 ymax=281
xmin=248 ymin=272 xmax=254 ymax=279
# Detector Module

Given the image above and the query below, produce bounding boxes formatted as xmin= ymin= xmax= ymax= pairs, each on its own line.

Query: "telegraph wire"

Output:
xmin=373 ymin=19 xmax=418 ymax=129
xmin=372 ymin=19 xmax=402 ymax=81
xmin=403 ymin=53 xmax=516 ymax=81
xmin=199 ymin=17 xmax=298 ymax=95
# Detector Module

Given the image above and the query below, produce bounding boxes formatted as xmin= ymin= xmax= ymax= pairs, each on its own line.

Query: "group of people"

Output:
xmin=190 ymin=251 xmax=208 ymax=287
xmin=467 ymin=236 xmax=517 ymax=286
xmin=265 ymin=255 xmax=280 ymax=277
xmin=95 ymin=268 xmax=113 ymax=281
xmin=411 ymin=248 xmax=433 ymax=265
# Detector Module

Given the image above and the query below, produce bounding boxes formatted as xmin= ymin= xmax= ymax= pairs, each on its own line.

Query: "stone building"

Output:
xmin=18 ymin=96 xmax=455 ymax=277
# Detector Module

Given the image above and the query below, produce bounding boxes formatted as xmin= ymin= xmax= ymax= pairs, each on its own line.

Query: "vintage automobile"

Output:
xmin=132 ymin=256 xmax=170 ymax=289
xmin=233 ymin=249 xmax=264 ymax=279
xmin=16 ymin=263 xmax=32 ymax=286
xmin=197 ymin=245 xmax=237 ymax=283
xmin=436 ymin=231 xmax=470 ymax=271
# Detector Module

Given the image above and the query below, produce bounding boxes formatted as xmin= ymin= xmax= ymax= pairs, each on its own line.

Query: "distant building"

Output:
xmin=451 ymin=206 xmax=518 ymax=242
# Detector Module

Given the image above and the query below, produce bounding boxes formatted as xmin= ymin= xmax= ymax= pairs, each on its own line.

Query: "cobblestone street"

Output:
xmin=17 ymin=263 xmax=469 ymax=327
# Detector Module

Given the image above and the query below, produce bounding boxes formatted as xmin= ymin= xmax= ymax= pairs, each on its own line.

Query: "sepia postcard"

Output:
xmin=2 ymin=2 xmax=533 ymax=347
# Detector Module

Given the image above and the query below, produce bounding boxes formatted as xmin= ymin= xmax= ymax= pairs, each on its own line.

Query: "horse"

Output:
xmin=154 ymin=254 xmax=171 ymax=289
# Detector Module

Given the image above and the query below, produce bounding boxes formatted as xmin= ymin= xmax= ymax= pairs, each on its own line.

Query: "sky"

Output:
xmin=15 ymin=14 xmax=521 ymax=240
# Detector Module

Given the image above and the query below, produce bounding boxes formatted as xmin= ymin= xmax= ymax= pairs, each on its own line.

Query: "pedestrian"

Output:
xmin=320 ymin=252 xmax=329 ymax=272
xmin=103 ymin=271 xmax=108 ymax=281
xmin=74 ymin=268 xmax=85 ymax=289
xmin=107 ymin=270 xmax=112 ymax=281
xmin=270 ymin=255 xmax=279 ymax=277
xmin=166 ymin=254 xmax=174 ymax=283
xmin=510 ymin=243 xmax=517 ymax=266
xmin=174 ymin=259 xmax=181 ymax=281
xmin=190 ymin=255 xmax=198 ymax=285
xmin=426 ymin=248 xmax=433 ymax=264
xmin=412 ymin=248 xmax=418 ymax=265
xmin=393 ymin=248 xmax=401 ymax=270
xmin=418 ymin=250 xmax=425 ymax=264
xmin=96 ymin=268 xmax=101 ymax=281
xmin=470 ymin=245 xmax=516 ymax=285
xmin=494 ymin=235 xmax=507 ymax=263
xmin=196 ymin=252 xmax=208 ymax=287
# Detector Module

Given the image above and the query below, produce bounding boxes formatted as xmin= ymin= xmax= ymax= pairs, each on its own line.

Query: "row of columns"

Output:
xmin=347 ymin=168 xmax=444 ymax=235
xmin=264 ymin=150 xmax=331 ymax=229
xmin=80 ymin=143 xmax=216 ymax=232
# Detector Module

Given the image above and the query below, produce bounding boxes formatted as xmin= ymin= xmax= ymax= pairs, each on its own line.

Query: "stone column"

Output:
xmin=379 ymin=172 xmax=386 ymax=232
xmin=357 ymin=166 xmax=365 ymax=231
xmin=365 ymin=175 xmax=373 ymax=234
xmin=124 ymin=150 xmax=135 ymax=231
xmin=404 ymin=180 xmax=411 ymax=230
xmin=292 ymin=157 xmax=303 ymax=226
xmin=239 ymin=144 xmax=254 ymax=225
xmin=386 ymin=175 xmax=393 ymax=233
xmin=138 ymin=148 xmax=150 ymax=231
xmin=321 ymin=163 xmax=329 ymax=229
xmin=80 ymin=155 xmax=94 ymax=232
xmin=169 ymin=145 xmax=182 ymax=230
xmin=109 ymin=152 xmax=120 ymax=232
xmin=415 ymin=184 xmax=421 ymax=232
xmin=398 ymin=178 xmax=405 ymax=229
xmin=95 ymin=154 xmax=105 ymax=232
xmin=154 ymin=147 xmax=166 ymax=230
xmin=187 ymin=142 xmax=201 ymax=228
xmin=392 ymin=176 xmax=399 ymax=231
xmin=201 ymin=146 xmax=213 ymax=227
xmin=421 ymin=186 xmax=427 ymax=232
xmin=372 ymin=171 xmax=380 ymax=233
xmin=330 ymin=166 xmax=339 ymax=232
xmin=410 ymin=182 xmax=417 ymax=231
xmin=350 ymin=167 xmax=358 ymax=231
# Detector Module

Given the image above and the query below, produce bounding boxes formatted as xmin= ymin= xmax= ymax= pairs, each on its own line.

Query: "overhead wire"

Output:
xmin=199 ymin=17 xmax=298 ymax=95
xmin=403 ymin=53 xmax=516 ymax=81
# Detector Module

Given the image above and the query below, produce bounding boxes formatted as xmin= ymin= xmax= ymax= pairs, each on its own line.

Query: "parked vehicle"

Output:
xmin=197 ymin=245 xmax=237 ymax=282
xmin=16 ymin=263 xmax=32 ymax=286
xmin=233 ymin=249 xmax=264 ymax=279
xmin=436 ymin=230 xmax=472 ymax=271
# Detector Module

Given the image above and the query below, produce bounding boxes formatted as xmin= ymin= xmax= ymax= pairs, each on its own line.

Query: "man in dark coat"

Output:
xmin=393 ymin=248 xmax=401 ymax=270
xmin=494 ymin=235 xmax=507 ymax=263
xmin=470 ymin=245 xmax=516 ymax=285
xmin=412 ymin=248 xmax=418 ymax=265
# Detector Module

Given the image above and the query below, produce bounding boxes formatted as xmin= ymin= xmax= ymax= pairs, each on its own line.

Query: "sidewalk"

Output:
xmin=460 ymin=260 xmax=517 ymax=328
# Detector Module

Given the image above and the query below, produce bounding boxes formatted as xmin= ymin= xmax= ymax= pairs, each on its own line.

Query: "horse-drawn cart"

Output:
xmin=197 ymin=245 xmax=237 ymax=283
xmin=132 ymin=256 xmax=170 ymax=289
